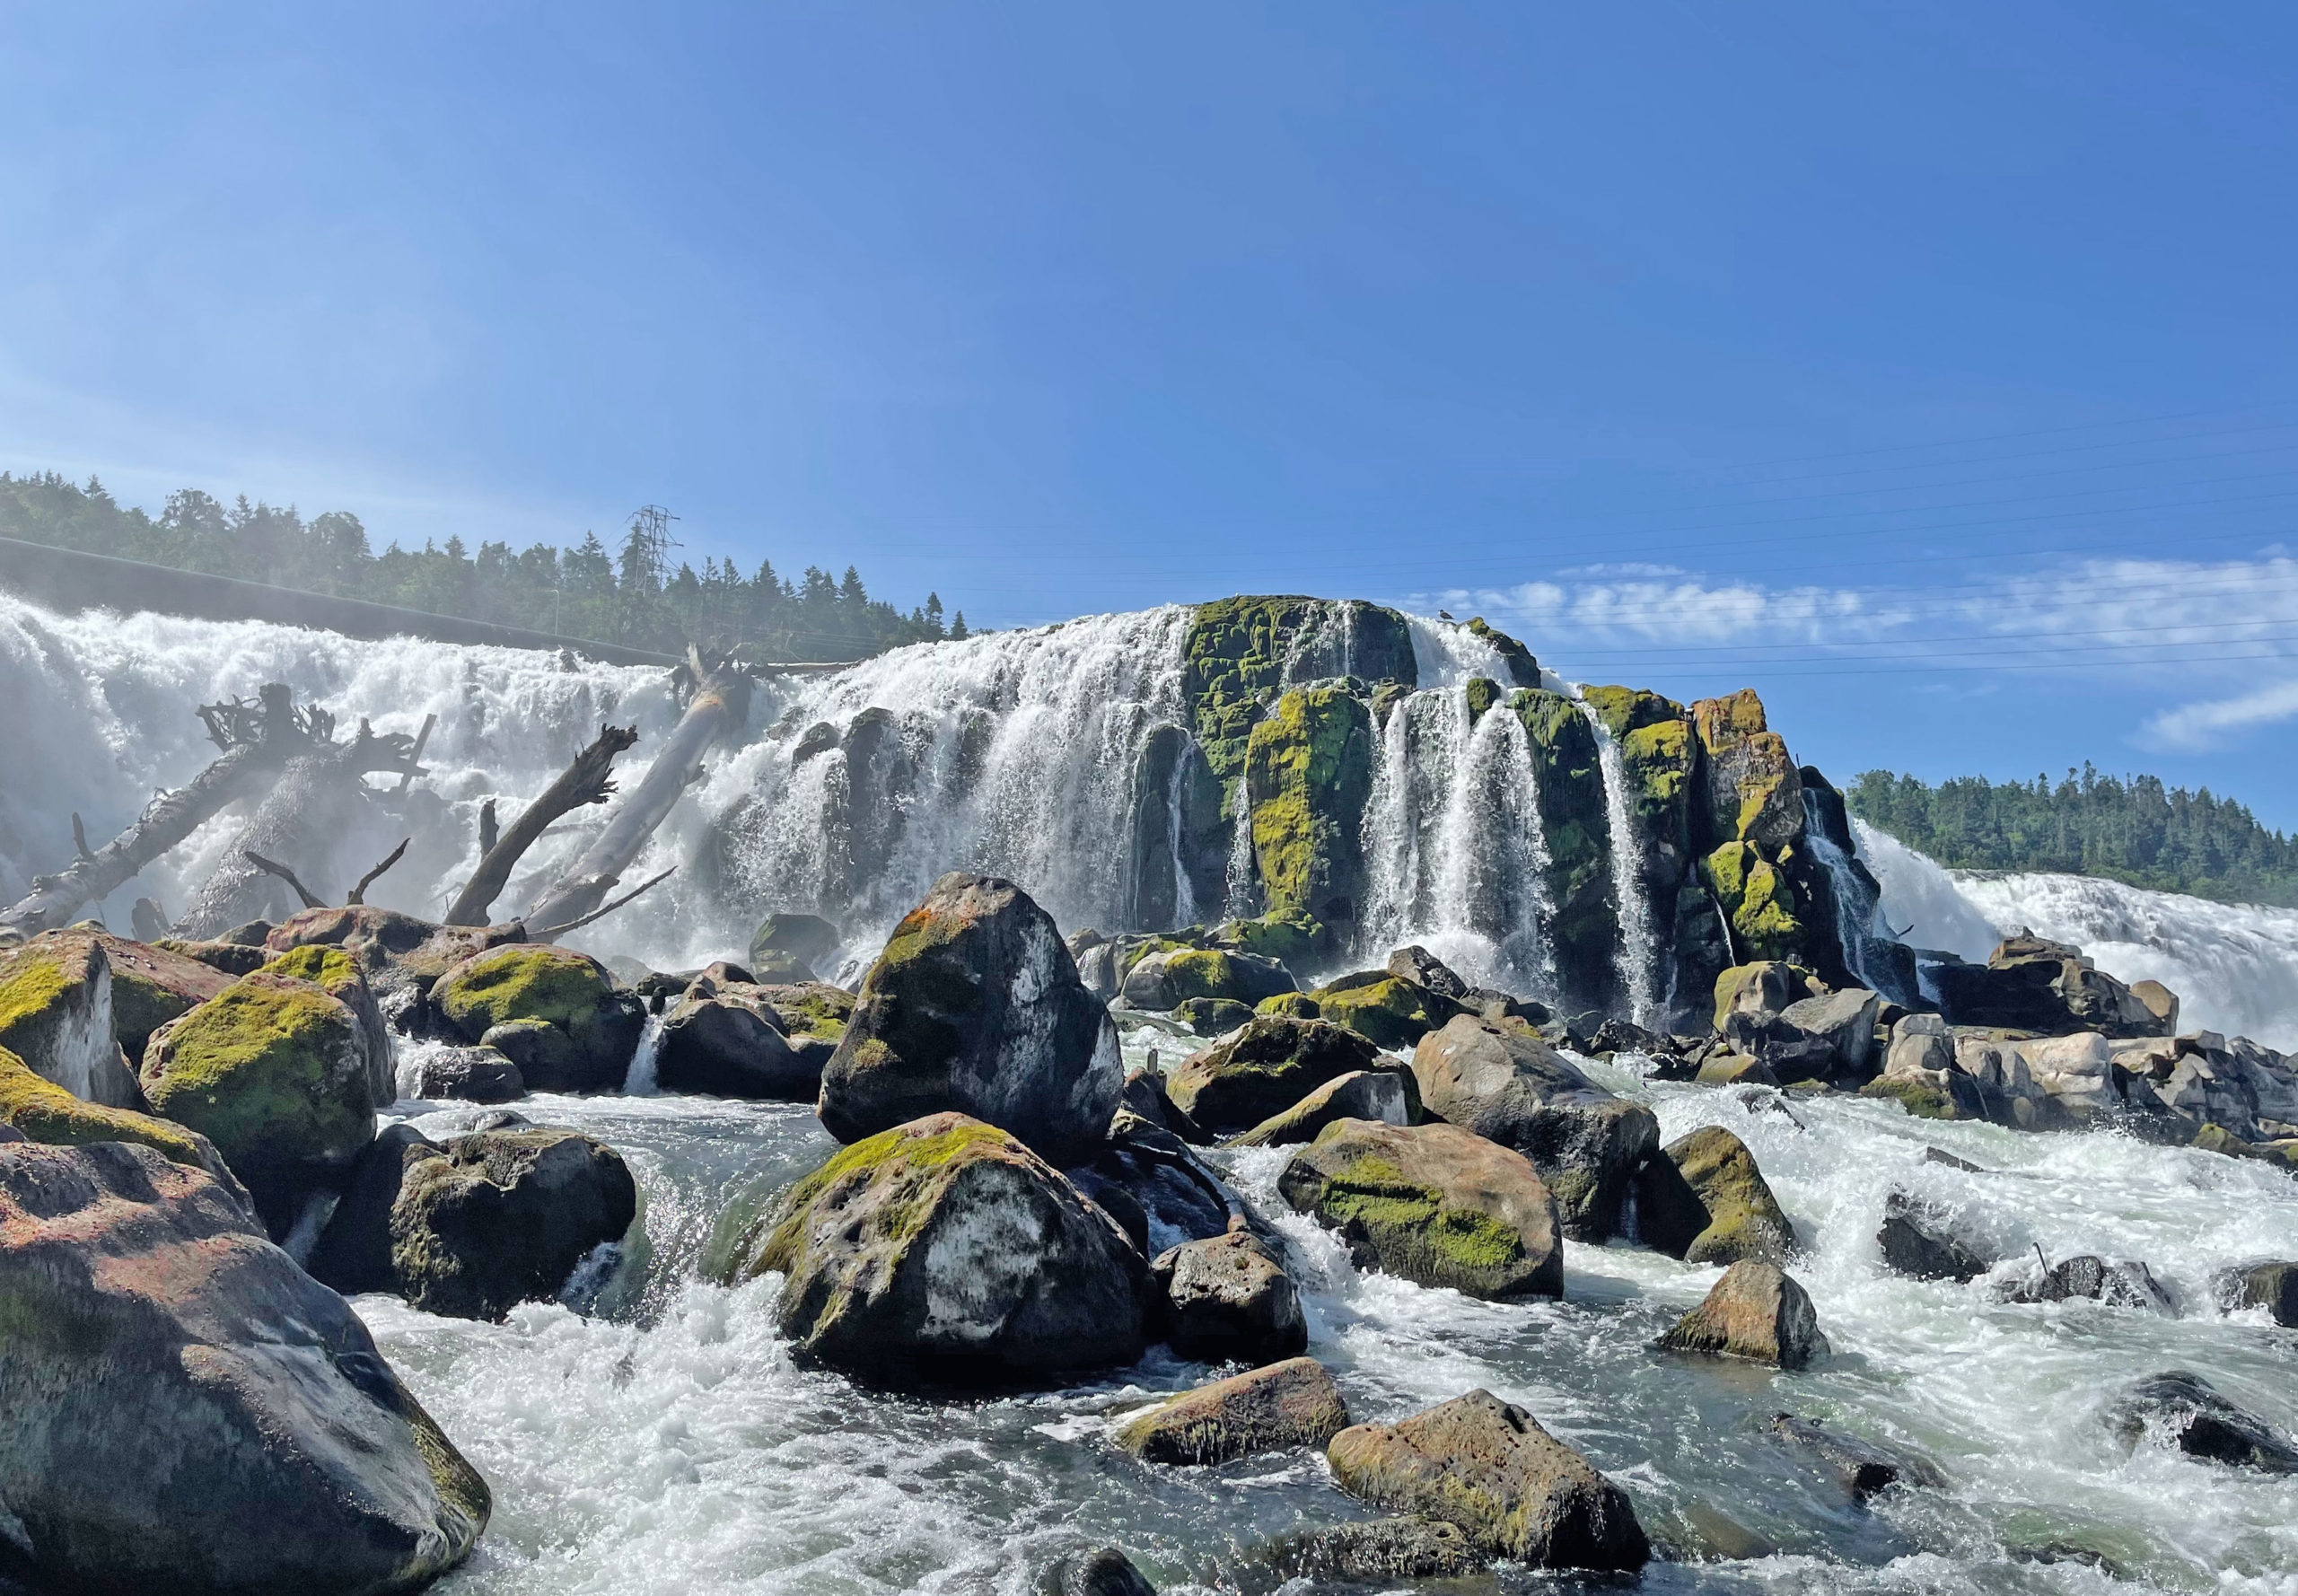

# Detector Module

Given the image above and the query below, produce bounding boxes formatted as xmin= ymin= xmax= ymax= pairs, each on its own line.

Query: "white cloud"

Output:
xmin=2142 ymin=678 xmax=2298 ymax=751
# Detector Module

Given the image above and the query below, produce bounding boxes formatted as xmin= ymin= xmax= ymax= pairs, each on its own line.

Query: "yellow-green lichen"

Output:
xmin=0 ymin=954 xmax=73 ymax=1056
xmin=140 ymin=978 xmax=368 ymax=1172
xmin=435 ymin=945 xmax=614 ymax=1035
xmin=259 ymin=943 xmax=358 ymax=989
xmin=743 ymin=1118 xmax=1016 ymax=1280
xmin=1319 ymin=1154 xmax=1524 ymax=1271
xmin=0 ymin=1045 xmax=218 ymax=1173
xmin=1858 ymin=1074 xmax=1959 ymax=1119
xmin=1703 ymin=843 xmax=1802 ymax=960
xmin=1245 ymin=687 xmax=1373 ymax=919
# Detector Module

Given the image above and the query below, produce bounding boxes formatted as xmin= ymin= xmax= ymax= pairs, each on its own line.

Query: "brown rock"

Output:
xmin=1114 ymin=1355 xmax=1349 ymax=1465
xmin=1656 ymin=1260 xmax=1829 ymax=1369
xmin=1150 ymin=1229 xmax=1306 ymax=1364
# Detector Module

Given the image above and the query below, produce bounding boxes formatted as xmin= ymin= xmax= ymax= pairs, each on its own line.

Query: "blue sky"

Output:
xmin=4 ymin=4 xmax=2295 ymax=823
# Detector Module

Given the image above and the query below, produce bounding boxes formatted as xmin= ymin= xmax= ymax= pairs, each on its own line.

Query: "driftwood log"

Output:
xmin=521 ymin=650 xmax=752 ymax=937
xmin=443 ymin=723 xmax=639 ymax=926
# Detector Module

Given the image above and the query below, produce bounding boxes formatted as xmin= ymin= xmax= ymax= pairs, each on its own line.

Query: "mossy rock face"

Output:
xmin=1464 ymin=618 xmax=1540 ymax=688
xmin=1702 ymin=843 xmax=1807 ymax=964
xmin=1245 ymin=687 xmax=1376 ymax=923
xmin=1214 ymin=911 xmax=1327 ymax=974
xmin=1122 ymin=946 xmax=1297 ymax=1009
xmin=139 ymin=971 xmax=377 ymax=1224
xmin=432 ymin=944 xmax=642 ymax=1093
xmin=0 ymin=934 xmax=141 ymax=1108
xmin=1258 ymin=992 xmax=1322 ymax=1020
xmin=389 ymin=1127 xmax=639 ymax=1321
xmin=1174 ymin=996 xmax=1256 ymax=1036
xmin=1691 ymin=688 xmax=1804 ymax=853
xmin=63 ymin=932 xmax=232 ymax=1064
xmin=1165 ymin=1016 xmax=1384 ymax=1135
xmin=1116 ymin=1355 xmax=1345 ymax=1466
xmin=1512 ymin=689 xmax=1618 ymax=1013
xmin=723 ymin=1112 xmax=1148 ymax=1386
xmin=0 ymin=1044 xmax=249 ymax=1205
xmin=1633 ymin=1124 xmax=1792 ymax=1264
xmin=1310 ymin=975 xmax=1466 ymax=1049
xmin=1462 ymin=677 xmax=1503 ymax=725
xmin=260 ymin=943 xmax=394 ymax=1108
xmin=1277 ymin=1119 xmax=1562 ymax=1299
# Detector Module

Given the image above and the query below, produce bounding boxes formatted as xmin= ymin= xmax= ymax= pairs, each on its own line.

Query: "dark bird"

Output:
xmin=1438 ymin=609 xmax=1454 ymax=620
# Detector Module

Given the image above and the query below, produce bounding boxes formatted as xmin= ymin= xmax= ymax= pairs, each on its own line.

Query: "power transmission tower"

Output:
xmin=623 ymin=504 xmax=681 ymax=590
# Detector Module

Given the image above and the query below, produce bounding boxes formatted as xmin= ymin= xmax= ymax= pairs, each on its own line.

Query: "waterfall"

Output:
xmin=1222 ymin=767 xmax=1259 ymax=921
xmin=1802 ymin=788 xmax=1889 ymax=993
xmin=1567 ymin=689 xmax=1659 ymax=1027
xmin=1163 ymin=745 xmax=1199 ymax=931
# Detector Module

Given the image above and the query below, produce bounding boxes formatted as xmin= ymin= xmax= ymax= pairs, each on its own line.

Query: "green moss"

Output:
xmin=743 ymin=1118 xmax=1014 ymax=1280
xmin=1161 ymin=949 xmax=1243 ymax=1003
xmin=1257 ymin=992 xmax=1321 ymax=1019
xmin=0 ymin=1046 xmax=216 ymax=1172
xmin=139 ymin=978 xmax=369 ymax=1173
xmin=1320 ymin=1154 xmax=1524 ymax=1271
xmin=1623 ymin=718 xmax=1690 ymax=806
xmin=1217 ymin=911 xmax=1324 ymax=969
xmin=1462 ymin=677 xmax=1501 ymax=724
xmin=1702 ymin=843 xmax=1803 ymax=961
xmin=1312 ymin=976 xmax=1457 ymax=1048
xmin=1666 ymin=1126 xmax=1790 ymax=1264
xmin=1858 ymin=1074 xmax=1959 ymax=1119
xmin=1580 ymin=685 xmax=1637 ymax=741
xmin=0 ymin=954 xmax=72 ymax=1056
xmin=259 ymin=944 xmax=357 ymax=988
xmin=1245 ymin=687 xmax=1374 ymax=918
xmin=435 ymin=944 xmax=615 ymax=1035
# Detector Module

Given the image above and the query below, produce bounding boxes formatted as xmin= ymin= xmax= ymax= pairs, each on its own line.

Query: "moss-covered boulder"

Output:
xmin=1326 ymin=1390 xmax=1648 ymax=1570
xmin=1703 ymin=842 xmax=1806 ymax=963
xmin=71 ymin=931 xmax=233 ymax=1063
xmin=389 ymin=1127 xmax=638 ymax=1320
xmin=818 ymin=873 xmax=1121 ymax=1165
xmin=1116 ymin=1355 xmax=1346 ymax=1465
xmin=1308 ymin=973 xmax=1466 ymax=1048
xmin=0 ymin=1140 xmax=488 ymax=1594
xmin=1713 ymin=960 xmax=1821 ymax=1032
xmin=432 ymin=943 xmax=644 ymax=1092
xmin=1465 ymin=617 xmax=1541 ymax=687
xmin=1409 ymin=1014 xmax=1658 ymax=1242
xmin=1512 ymin=688 xmax=1619 ymax=1012
xmin=655 ymin=975 xmax=851 ymax=1101
xmin=1277 ymin=1118 xmax=1563 ymax=1299
xmin=1214 ymin=910 xmax=1328 ymax=973
xmin=1245 ymin=687 xmax=1376 ymax=925
xmin=1691 ymin=688 xmax=1803 ymax=852
xmin=0 ymin=1044 xmax=248 ymax=1204
xmin=260 ymin=943 xmax=394 ymax=1108
xmin=1633 ymin=1124 xmax=1792 ymax=1264
xmin=264 ymin=904 xmax=506 ymax=1021
xmin=1173 ymin=996 xmax=1256 ymax=1036
xmin=0 ymin=932 xmax=142 ymax=1108
xmin=1257 ymin=991 xmax=1321 ymax=1020
xmin=719 ymin=1112 xmax=1149 ymax=1385
xmin=139 ymin=971 xmax=377 ymax=1227
xmin=1121 ymin=947 xmax=1296 ymax=1010
xmin=1225 ymin=1067 xmax=1414 ymax=1147
xmin=1165 ymin=1016 xmax=1383 ymax=1136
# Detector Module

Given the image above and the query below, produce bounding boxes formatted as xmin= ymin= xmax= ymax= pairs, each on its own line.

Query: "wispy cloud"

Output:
xmin=2143 ymin=678 xmax=2298 ymax=750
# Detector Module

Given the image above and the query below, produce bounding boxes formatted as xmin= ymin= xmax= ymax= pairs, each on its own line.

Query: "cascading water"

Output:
xmin=1566 ymin=685 xmax=1661 ymax=1027
xmin=1803 ymin=788 xmax=1890 ymax=995
xmin=1221 ymin=767 xmax=1259 ymax=921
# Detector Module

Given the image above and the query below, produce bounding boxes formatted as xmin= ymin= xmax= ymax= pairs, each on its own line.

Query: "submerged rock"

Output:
xmin=2216 ymin=1259 xmax=2298 ymax=1327
xmin=2002 ymin=1253 xmax=2174 ymax=1313
xmin=818 ymin=873 xmax=1121 ymax=1165
xmin=1656 ymin=1260 xmax=1829 ymax=1369
xmin=0 ymin=1140 xmax=488 ymax=1593
xmin=1409 ymin=1013 xmax=1657 ymax=1241
xmin=1277 ymin=1118 xmax=1562 ymax=1299
xmin=1218 ymin=1518 xmax=1487 ymax=1592
xmin=1634 ymin=1124 xmax=1792 ymax=1265
xmin=1770 ymin=1414 xmax=1943 ymax=1500
xmin=1149 ymin=1229 xmax=1305 ymax=1364
xmin=1164 ymin=1016 xmax=1381 ymax=1137
xmin=433 ymin=943 xmax=644 ymax=1092
xmin=724 ymin=1112 xmax=1148 ymax=1385
xmin=1114 ymin=1355 xmax=1348 ymax=1465
xmin=1039 ymin=1547 xmax=1158 ymax=1596
xmin=1326 ymin=1389 xmax=1649 ymax=1570
xmin=1877 ymin=1191 xmax=1991 ymax=1283
xmin=1224 ymin=1067 xmax=1411 ymax=1147
xmin=2109 ymin=1371 xmax=2298 ymax=1473
xmin=390 ymin=1127 xmax=638 ymax=1321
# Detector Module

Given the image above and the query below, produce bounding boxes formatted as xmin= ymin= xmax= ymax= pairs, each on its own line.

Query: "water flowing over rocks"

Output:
xmin=2109 ymin=1372 xmax=2298 ymax=1473
xmin=0 ymin=1140 xmax=487 ymax=1593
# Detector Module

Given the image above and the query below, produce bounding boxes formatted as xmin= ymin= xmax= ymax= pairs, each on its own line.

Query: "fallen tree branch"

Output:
xmin=525 ymin=866 xmax=675 ymax=940
xmin=443 ymin=722 xmax=640 ymax=926
xmin=244 ymin=851 xmax=325 ymax=910
xmin=346 ymin=838 xmax=409 ymax=906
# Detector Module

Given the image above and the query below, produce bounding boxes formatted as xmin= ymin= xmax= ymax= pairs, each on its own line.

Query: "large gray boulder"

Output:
xmin=0 ymin=1140 xmax=488 ymax=1593
xmin=1277 ymin=1119 xmax=1562 ymax=1300
xmin=1326 ymin=1389 xmax=1648 ymax=1570
xmin=1408 ymin=1014 xmax=1657 ymax=1241
xmin=818 ymin=874 xmax=1121 ymax=1165
xmin=1225 ymin=1068 xmax=1411 ymax=1148
xmin=1165 ymin=1016 xmax=1383 ymax=1137
xmin=388 ymin=1127 xmax=637 ymax=1320
xmin=655 ymin=975 xmax=851 ymax=1101
xmin=719 ymin=1112 xmax=1148 ymax=1386
xmin=1120 ymin=947 xmax=1296 ymax=1010
xmin=1150 ymin=1229 xmax=1305 ymax=1364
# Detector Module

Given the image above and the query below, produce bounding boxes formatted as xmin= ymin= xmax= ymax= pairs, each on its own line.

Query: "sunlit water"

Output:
xmin=364 ymin=1029 xmax=2298 ymax=1596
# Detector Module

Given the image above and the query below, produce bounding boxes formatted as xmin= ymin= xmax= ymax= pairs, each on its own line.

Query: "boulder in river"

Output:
xmin=405 ymin=1043 xmax=525 ymax=1103
xmin=1172 ymin=995 xmax=1256 ymax=1036
xmin=817 ymin=873 xmax=1121 ymax=1165
xmin=2216 ymin=1259 xmax=2298 ymax=1327
xmin=1769 ymin=1414 xmax=1943 ymax=1500
xmin=1150 ymin=1228 xmax=1306 ymax=1364
xmin=1114 ymin=1355 xmax=1349 ymax=1465
xmin=724 ymin=1112 xmax=1149 ymax=1385
xmin=1165 ymin=1016 xmax=1383 ymax=1137
xmin=1121 ymin=947 xmax=1295 ymax=1010
xmin=1039 ymin=1547 xmax=1158 ymax=1596
xmin=748 ymin=911 xmax=842 ymax=980
xmin=1306 ymin=972 xmax=1465 ymax=1048
xmin=2109 ymin=1371 xmax=2298 ymax=1473
xmin=0 ymin=1140 xmax=488 ymax=1593
xmin=1277 ymin=1118 xmax=1562 ymax=1299
xmin=261 ymin=942 xmax=396 ymax=1108
xmin=0 ymin=1042 xmax=249 ymax=1203
xmin=2001 ymin=1253 xmax=2174 ymax=1313
xmin=1877 ymin=1190 xmax=1992 ymax=1283
xmin=432 ymin=943 xmax=645 ymax=1092
xmin=1409 ymin=1013 xmax=1657 ymax=1241
xmin=1656 ymin=1260 xmax=1829 ymax=1369
xmin=0 ymin=929 xmax=143 ymax=1108
xmin=389 ymin=1127 xmax=638 ymax=1320
xmin=1633 ymin=1123 xmax=1792 ymax=1265
xmin=1386 ymin=943 xmax=1469 ymax=999
xmin=1219 ymin=1518 xmax=1487 ymax=1592
xmin=1326 ymin=1388 xmax=1649 ymax=1570
xmin=306 ymin=1122 xmax=447 ymax=1295
xmin=1930 ymin=934 xmax=2170 ymax=1039
xmin=1224 ymin=1067 xmax=1412 ymax=1147
xmin=657 ymin=978 xmax=819 ymax=1100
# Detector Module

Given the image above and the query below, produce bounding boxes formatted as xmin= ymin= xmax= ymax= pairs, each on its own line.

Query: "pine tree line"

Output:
xmin=0 ymin=471 xmax=969 ymax=662
xmin=1846 ymin=764 xmax=2298 ymax=908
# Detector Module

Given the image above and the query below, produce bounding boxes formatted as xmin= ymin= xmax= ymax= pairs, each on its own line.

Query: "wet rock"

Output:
xmin=1224 ymin=1067 xmax=1411 ymax=1147
xmin=69 ymin=929 xmax=233 ymax=1062
xmin=1931 ymin=935 xmax=2169 ymax=1039
xmin=1386 ymin=944 xmax=1469 ymax=999
xmin=749 ymin=911 xmax=841 ymax=980
xmin=1121 ymin=947 xmax=1296 ymax=1010
xmin=1776 ymin=987 xmax=1881 ymax=1076
xmin=433 ymin=943 xmax=645 ymax=1092
xmin=722 ymin=1112 xmax=1148 ymax=1385
xmin=1409 ymin=1013 xmax=1657 ymax=1241
xmin=1254 ymin=991 xmax=1320 ymax=1020
xmin=1221 ymin=1518 xmax=1487 ymax=1592
xmin=0 ymin=1141 xmax=488 ymax=1593
xmin=1164 ymin=1016 xmax=1381 ymax=1137
xmin=0 ymin=929 xmax=142 ymax=1107
xmin=2013 ymin=1031 xmax=2123 ymax=1124
xmin=1172 ymin=995 xmax=1255 ymax=1036
xmin=264 ymin=905 xmax=509 ymax=1030
xmin=1040 ymin=1547 xmax=1158 ymax=1596
xmin=1119 ymin=1066 xmax=1176 ymax=1129
xmin=1877 ymin=1191 xmax=1991 ymax=1283
xmin=0 ymin=1042 xmax=249 ymax=1204
xmin=1115 ymin=1355 xmax=1347 ymax=1464
xmin=304 ymin=1122 xmax=443 ymax=1295
xmin=1071 ymin=1113 xmax=1242 ymax=1248
xmin=1923 ymin=1145 xmax=1987 ymax=1173
xmin=260 ymin=942 xmax=395 ymax=1108
xmin=1634 ymin=1124 xmax=1792 ymax=1265
xmin=2109 ymin=1371 xmax=2298 ymax=1472
xmin=390 ymin=1127 xmax=638 ymax=1320
xmin=1326 ymin=1388 xmax=1649 ymax=1570
xmin=406 ymin=1044 xmax=525 ymax=1103
xmin=141 ymin=970 xmax=379 ymax=1230
xmin=657 ymin=982 xmax=818 ymax=1100
xmin=1277 ymin=1119 xmax=1563 ymax=1300
xmin=2216 ymin=1259 xmax=2298 ymax=1327
xmin=818 ymin=873 xmax=1121 ymax=1165
xmin=1656 ymin=1260 xmax=1829 ymax=1369
xmin=2003 ymin=1254 xmax=2173 ymax=1313
xmin=1770 ymin=1414 xmax=1943 ymax=1500
xmin=1957 ymin=1033 xmax=2057 ymax=1129
xmin=1306 ymin=972 xmax=1466 ymax=1048
xmin=1697 ymin=1053 xmax=1782 ymax=1088
xmin=1150 ymin=1229 xmax=1306 ymax=1364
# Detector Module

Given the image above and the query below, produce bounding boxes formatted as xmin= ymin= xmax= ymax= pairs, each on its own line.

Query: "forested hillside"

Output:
xmin=1846 ymin=765 xmax=2298 ymax=908
xmin=0 ymin=470 xmax=964 ymax=662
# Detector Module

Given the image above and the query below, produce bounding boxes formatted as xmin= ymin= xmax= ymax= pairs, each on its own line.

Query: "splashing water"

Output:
xmin=1803 ymin=791 xmax=1894 ymax=996
xmin=1570 ymin=687 xmax=1660 ymax=1026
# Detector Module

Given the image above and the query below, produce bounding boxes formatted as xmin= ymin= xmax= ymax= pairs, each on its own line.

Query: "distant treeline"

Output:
xmin=0 ymin=471 xmax=967 ymax=662
xmin=1846 ymin=765 xmax=2298 ymax=908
